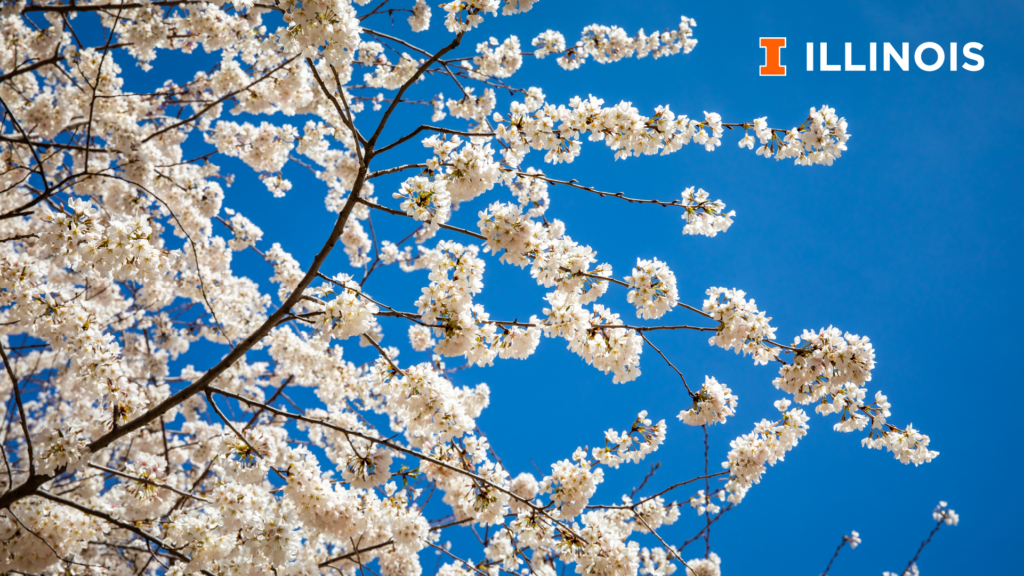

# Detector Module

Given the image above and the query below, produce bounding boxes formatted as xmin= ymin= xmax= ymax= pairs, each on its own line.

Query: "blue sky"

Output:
xmin=114 ymin=0 xmax=1023 ymax=573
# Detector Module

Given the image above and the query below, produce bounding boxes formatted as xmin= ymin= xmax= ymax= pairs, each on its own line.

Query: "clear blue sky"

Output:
xmin=125 ymin=0 xmax=1022 ymax=573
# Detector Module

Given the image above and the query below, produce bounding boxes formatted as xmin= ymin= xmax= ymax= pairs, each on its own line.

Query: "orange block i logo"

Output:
xmin=760 ymin=37 xmax=787 ymax=76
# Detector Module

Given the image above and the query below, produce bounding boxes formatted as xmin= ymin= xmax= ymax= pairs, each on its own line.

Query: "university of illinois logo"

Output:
xmin=759 ymin=37 xmax=787 ymax=76
xmin=760 ymin=37 xmax=984 ymax=74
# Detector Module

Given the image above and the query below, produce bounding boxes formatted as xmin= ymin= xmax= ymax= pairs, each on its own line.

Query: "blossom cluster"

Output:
xmin=310 ymin=274 xmax=381 ymax=341
xmin=532 ymin=16 xmax=698 ymax=71
xmin=721 ymin=400 xmax=810 ymax=504
xmin=626 ymin=258 xmax=679 ymax=319
xmin=703 ymin=287 xmax=779 ymax=365
xmin=776 ymin=327 xmax=938 ymax=465
xmin=680 ymin=187 xmax=735 ymax=237
xmin=678 ymin=376 xmax=737 ymax=426
xmin=592 ymin=410 xmax=667 ymax=468
xmin=40 ymin=198 xmax=175 ymax=282
xmin=492 ymin=97 xmax=850 ymax=168
xmin=746 ymin=106 xmax=852 ymax=167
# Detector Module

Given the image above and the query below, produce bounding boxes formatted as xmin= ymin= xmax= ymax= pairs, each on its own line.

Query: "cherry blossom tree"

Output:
xmin=0 ymin=1 xmax=953 ymax=574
